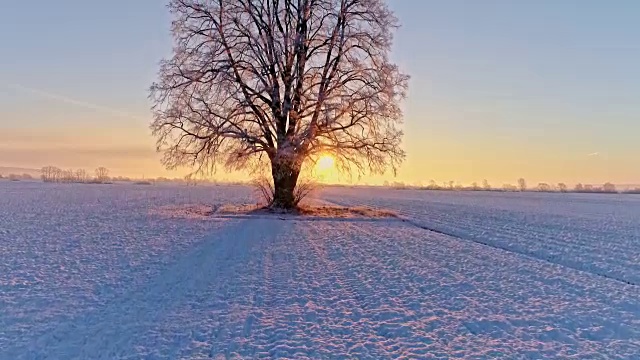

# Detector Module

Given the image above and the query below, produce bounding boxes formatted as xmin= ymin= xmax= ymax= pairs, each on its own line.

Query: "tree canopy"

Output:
xmin=151 ymin=0 xmax=408 ymax=207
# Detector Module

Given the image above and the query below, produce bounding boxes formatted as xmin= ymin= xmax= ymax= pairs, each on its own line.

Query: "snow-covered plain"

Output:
xmin=321 ymin=187 xmax=640 ymax=286
xmin=1 ymin=182 xmax=639 ymax=359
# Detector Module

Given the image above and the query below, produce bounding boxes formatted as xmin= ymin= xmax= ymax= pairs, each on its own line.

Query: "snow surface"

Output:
xmin=320 ymin=187 xmax=640 ymax=286
xmin=1 ymin=182 xmax=639 ymax=359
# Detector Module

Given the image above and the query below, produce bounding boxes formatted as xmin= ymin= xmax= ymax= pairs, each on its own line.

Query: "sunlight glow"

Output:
xmin=313 ymin=154 xmax=340 ymax=184
xmin=316 ymin=155 xmax=335 ymax=172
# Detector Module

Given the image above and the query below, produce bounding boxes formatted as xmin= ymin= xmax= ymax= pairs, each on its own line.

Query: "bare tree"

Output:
xmin=76 ymin=169 xmax=88 ymax=183
xmin=184 ymin=174 xmax=198 ymax=186
xmin=482 ymin=179 xmax=491 ymax=190
xmin=41 ymin=166 xmax=62 ymax=183
xmin=537 ymin=183 xmax=551 ymax=192
xmin=41 ymin=166 xmax=54 ymax=182
xmin=62 ymin=169 xmax=75 ymax=183
xmin=95 ymin=167 xmax=110 ymax=183
xmin=150 ymin=0 xmax=408 ymax=209
xmin=517 ymin=178 xmax=526 ymax=192
xmin=603 ymin=182 xmax=617 ymax=193
xmin=557 ymin=182 xmax=567 ymax=193
xmin=54 ymin=168 xmax=63 ymax=182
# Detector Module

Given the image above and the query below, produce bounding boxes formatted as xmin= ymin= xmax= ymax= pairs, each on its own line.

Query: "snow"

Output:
xmin=151 ymin=202 xmax=397 ymax=220
xmin=1 ymin=182 xmax=639 ymax=358
xmin=320 ymin=187 xmax=640 ymax=285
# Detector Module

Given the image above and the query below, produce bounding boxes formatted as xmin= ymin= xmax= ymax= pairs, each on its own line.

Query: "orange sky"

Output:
xmin=0 ymin=117 xmax=636 ymax=187
xmin=1 ymin=1 xmax=639 ymax=187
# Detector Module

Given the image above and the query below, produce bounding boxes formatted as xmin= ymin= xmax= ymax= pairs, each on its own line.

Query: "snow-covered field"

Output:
xmin=1 ymin=182 xmax=639 ymax=359
xmin=320 ymin=188 xmax=640 ymax=286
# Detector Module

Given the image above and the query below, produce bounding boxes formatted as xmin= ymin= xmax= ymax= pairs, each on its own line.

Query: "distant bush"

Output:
xmin=133 ymin=181 xmax=153 ymax=186
xmin=537 ymin=183 xmax=552 ymax=192
xmin=602 ymin=182 xmax=617 ymax=193
xmin=253 ymin=175 xmax=316 ymax=208
xmin=0 ymin=173 xmax=36 ymax=181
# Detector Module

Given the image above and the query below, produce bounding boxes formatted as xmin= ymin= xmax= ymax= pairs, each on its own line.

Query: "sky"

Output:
xmin=1 ymin=1 xmax=639 ymax=186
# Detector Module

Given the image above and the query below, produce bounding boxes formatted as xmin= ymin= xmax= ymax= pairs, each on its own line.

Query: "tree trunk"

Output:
xmin=271 ymin=158 xmax=301 ymax=209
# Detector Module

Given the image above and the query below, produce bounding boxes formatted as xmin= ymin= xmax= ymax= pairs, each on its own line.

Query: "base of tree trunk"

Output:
xmin=264 ymin=204 xmax=302 ymax=214
xmin=270 ymin=191 xmax=297 ymax=210
xmin=271 ymin=161 xmax=301 ymax=210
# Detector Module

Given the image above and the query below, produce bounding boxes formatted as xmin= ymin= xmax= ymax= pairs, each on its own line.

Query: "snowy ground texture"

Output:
xmin=1 ymin=182 xmax=640 ymax=359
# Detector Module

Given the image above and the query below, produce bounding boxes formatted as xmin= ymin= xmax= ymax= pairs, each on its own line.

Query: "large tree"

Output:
xmin=151 ymin=0 xmax=408 ymax=208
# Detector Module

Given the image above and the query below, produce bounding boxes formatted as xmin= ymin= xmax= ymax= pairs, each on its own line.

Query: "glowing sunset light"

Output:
xmin=316 ymin=155 xmax=335 ymax=172
xmin=312 ymin=154 xmax=340 ymax=184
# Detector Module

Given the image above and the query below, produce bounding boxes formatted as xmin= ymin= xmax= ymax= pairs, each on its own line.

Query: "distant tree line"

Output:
xmin=41 ymin=166 xmax=112 ymax=184
xmin=514 ymin=179 xmax=623 ymax=193
xmin=382 ymin=177 xmax=640 ymax=194
xmin=0 ymin=173 xmax=34 ymax=181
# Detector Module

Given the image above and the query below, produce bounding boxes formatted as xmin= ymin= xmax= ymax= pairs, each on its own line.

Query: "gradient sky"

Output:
xmin=1 ymin=1 xmax=639 ymax=185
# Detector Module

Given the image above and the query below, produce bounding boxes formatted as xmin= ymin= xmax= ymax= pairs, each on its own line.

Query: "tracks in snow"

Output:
xmin=6 ymin=214 xmax=640 ymax=358
xmin=401 ymin=216 xmax=640 ymax=287
xmin=318 ymin=195 xmax=640 ymax=287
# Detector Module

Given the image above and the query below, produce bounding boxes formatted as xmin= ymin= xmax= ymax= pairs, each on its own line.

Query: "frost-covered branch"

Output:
xmin=150 ymin=0 xmax=408 ymax=207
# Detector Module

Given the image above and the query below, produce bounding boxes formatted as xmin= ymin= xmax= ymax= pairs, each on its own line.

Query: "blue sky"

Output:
xmin=1 ymin=1 xmax=638 ymax=184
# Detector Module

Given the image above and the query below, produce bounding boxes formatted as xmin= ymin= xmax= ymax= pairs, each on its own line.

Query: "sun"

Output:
xmin=316 ymin=154 xmax=335 ymax=172
xmin=313 ymin=154 xmax=339 ymax=183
